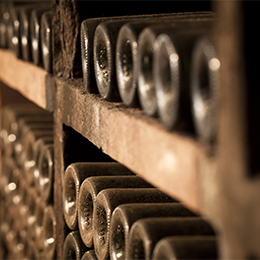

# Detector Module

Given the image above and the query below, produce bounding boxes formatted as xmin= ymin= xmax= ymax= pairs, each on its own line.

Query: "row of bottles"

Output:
xmin=62 ymin=163 xmax=218 ymax=260
xmin=0 ymin=1 xmax=52 ymax=72
xmin=0 ymin=103 xmax=55 ymax=259
xmin=81 ymin=12 xmax=220 ymax=143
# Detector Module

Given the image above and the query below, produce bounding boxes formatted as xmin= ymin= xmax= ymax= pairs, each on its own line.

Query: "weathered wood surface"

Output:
xmin=199 ymin=1 xmax=260 ymax=259
xmin=56 ymin=77 xmax=204 ymax=213
xmin=0 ymin=49 xmax=54 ymax=111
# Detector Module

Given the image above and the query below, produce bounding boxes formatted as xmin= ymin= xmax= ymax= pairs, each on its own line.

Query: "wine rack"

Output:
xmin=1 ymin=0 xmax=260 ymax=259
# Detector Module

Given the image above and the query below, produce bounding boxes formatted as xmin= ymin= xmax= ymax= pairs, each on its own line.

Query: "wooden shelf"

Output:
xmin=0 ymin=49 xmax=54 ymax=111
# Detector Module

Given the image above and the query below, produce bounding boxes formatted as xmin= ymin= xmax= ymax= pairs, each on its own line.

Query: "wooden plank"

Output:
xmin=56 ymin=77 xmax=203 ymax=213
xmin=0 ymin=49 xmax=53 ymax=111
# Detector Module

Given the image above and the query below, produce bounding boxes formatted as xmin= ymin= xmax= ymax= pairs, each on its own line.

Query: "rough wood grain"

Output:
xmin=199 ymin=2 xmax=260 ymax=259
xmin=0 ymin=49 xmax=53 ymax=111
xmin=56 ymin=77 xmax=204 ymax=213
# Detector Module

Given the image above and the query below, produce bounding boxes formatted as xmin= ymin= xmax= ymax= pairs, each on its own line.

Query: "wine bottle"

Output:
xmin=152 ymin=236 xmax=218 ymax=260
xmin=62 ymin=231 xmax=87 ymax=260
xmin=42 ymin=205 xmax=57 ymax=260
xmin=81 ymin=250 xmax=98 ymax=260
xmin=63 ymin=162 xmax=133 ymax=230
xmin=128 ymin=217 xmax=215 ymax=260
xmin=190 ymin=36 xmax=220 ymax=143
xmin=41 ymin=11 xmax=52 ymax=72
xmin=30 ymin=6 xmax=51 ymax=66
xmin=33 ymin=136 xmax=53 ymax=194
xmin=93 ymin=188 xmax=176 ymax=260
xmin=21 ymin=128 xmax=53 ymax=183
xmin=31 ymin=197 xmax=47 ymax=253
xmin=110 ymin=203 xmax=196 ymax=260
xmin=39 ymin=143 xmax=54 ymax=202
xmin=78 ymin=175 xmax=153 ymax=248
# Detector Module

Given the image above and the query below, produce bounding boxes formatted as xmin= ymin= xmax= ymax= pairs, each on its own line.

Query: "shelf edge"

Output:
xmin=0 ymin=49 xmax=52 ymax=111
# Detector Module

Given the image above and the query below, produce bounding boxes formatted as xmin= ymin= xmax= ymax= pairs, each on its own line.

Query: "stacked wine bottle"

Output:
xmin=0 ymin=103 xmax=55 ymax=259
xmin=0 ymin=1 xmax=52 ymax=72
xmin=62 ymin=163 xmax=218 ymax=260
xmin=81 ymin=11 xmax=220 ymax=143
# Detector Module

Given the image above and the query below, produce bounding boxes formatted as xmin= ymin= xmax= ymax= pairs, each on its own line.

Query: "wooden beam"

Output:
xmin=0 ymin=49 xmax=53 ymax=111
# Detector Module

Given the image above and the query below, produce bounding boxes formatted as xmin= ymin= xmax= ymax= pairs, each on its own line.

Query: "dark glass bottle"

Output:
xmin=39 ymin=143 xmax=54 ymax=202
xmin=81 ymin=250 xmax=98 ymax=260
xmin=152 ymin=236 xmax=218 ymax=260
xmin=42 ymin=206 xmax=57 ymax=260
xmin=33 ymin=136 xmax=53 ymax=194
xmin=62 ymin=231 xmax=87 ymax=260
xmin=41 ymin=11 xmax=52 ymax=72
xmin=190 ymin=37 xmax=219 ymax=143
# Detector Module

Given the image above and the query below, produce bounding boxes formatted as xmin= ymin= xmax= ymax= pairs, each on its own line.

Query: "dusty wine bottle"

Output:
xmin=110 ymin=203 xmax=196 ymax=260
xmin=152 ymin=236 xmax=218 ymax=260
xmin=21 ymin=128 xmax=53 ymax=184
xmin=93 ymin=188 xmax=176 ymax=260
xmin=63 ymin=162 xmax=133 ymax=230
xmin=153 ymin=25 xmax=214 ymax=131
xmin=81 ymin=250 xmax=98 ymax=260
xmin=31 ymin=197 xmax=46 ymax=252
xmin=128 ymin=217 xmax=215 ymax=260
xmin=39 ymin=143 xmax=54 ymax=202
xmin=78 ymin=176 xmax=153 ymax=248
xmin=116 ymin=12 xmax=213 ymax=108
xmin=190 ymin=37 xmax=220 ymax=143
xmin=137 ymin=16 xmax=214 ymax=117
xmin=81 ymin=17 xmax=117 ymax=94
xmin=42 ymin=205 xmax=57 ymax=260
xmin=62 ymin=231 xmax=87 ymax=260
xmin=25 ymin=187 xmax=38 ymax=232
xmin=30 ymin=6 xmax=51 ymax=66
xmin=41 ymin=11 xmax=52 ymax=72
xmin=33 ymin=136 xmax=53 ymax=194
